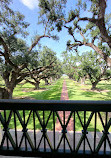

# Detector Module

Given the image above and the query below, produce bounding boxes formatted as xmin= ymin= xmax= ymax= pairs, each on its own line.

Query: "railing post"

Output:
xmin=0 ymin=124 xmax=2 ymax=145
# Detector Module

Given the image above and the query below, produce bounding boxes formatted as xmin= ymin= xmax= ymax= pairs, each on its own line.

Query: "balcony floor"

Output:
xmin=1 ymin=130 xmax=111 ymax=155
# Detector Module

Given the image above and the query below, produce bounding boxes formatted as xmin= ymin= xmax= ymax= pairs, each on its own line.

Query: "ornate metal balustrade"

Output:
xmin=0 ymin=99 xmax=111 ymax=157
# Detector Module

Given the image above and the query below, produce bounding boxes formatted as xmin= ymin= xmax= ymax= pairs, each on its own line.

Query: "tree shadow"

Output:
xmin=98 ymin=84 xmax=111 ymax=91
xmin=96 ymin=91 xmax=111 ymax=100
xmin=28 ymin=80 xmax=63 ymax=100
xmin=67 ymin=89 xmax=76 ymax=98
xmin=80 ymin=91 xmax=99 ymax=98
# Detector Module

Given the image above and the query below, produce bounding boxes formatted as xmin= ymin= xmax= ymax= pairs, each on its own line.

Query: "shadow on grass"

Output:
xmin=68 ymin=90 xmax=76 ymax=98
xmin=29 ymin=87 xmax=61 ymax=100
xmin=67 ymin=88 xmax=99 ymax=100
xmin=80 ymin=91 xmax=99 ymax=98
xmin=66 ymin=78 xmax=111 ymax=100
xmin=14 ymin=79 xmax=63 ymax=100
xmin=98 ymin=84 xmax=111 ymax=91
xmin=96 ymin=91 xmax=111 ymax=100
xmin=26 ymin=80 xmax=63 ymax=100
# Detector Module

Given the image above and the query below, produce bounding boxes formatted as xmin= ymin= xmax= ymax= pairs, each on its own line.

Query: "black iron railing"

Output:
xmin=0 ymin=99 xmax=111 ymax=157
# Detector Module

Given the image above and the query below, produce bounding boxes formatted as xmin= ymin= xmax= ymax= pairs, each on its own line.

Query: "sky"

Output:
xmin=10 ymin=0 xmax=111 ymax=60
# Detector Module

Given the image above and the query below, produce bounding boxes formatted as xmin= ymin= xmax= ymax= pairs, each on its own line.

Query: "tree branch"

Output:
xmin=28 ymin=35 xmax=51 ymax=52
xmin=0 ymin=36 xmax=18 ymax=68
xmin=78 ymin=17 xmax=98 ymax=24
xmin=0 ymin=36 xmax=9 ymax=53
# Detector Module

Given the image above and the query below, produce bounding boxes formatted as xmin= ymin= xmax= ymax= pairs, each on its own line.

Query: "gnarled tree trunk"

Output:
xmin=91 ymin=81 xmax=99 ymax=90
xmin=6 ymin=88 xmax=14 ymax=99
xmin=34 ymin=81 xmax=40 ymax=90
xmin=0 ymin=88 xmax=9 ymax=99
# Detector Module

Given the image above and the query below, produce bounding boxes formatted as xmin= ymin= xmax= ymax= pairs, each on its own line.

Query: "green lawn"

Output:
xmin=2 ymin=78 xmax=64 ymax=130
xmin=66 ymin=78 xmax=111 ymax=131
xmin=66 ymin=78 xmax=111 ymax=100
xmin=13 ymin=78 xmax=63 ymax=100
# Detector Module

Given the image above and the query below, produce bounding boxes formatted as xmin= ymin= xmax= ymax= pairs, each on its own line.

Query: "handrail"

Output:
xmin=0 ymin=99 xmax=111 ymax=111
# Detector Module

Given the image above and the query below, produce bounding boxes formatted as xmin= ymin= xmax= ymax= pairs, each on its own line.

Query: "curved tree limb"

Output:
xmin=0 ymin=36 xmax=18 ymax=68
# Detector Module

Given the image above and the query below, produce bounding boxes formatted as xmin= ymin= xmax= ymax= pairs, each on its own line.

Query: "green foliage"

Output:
xmin=0 ymin=0 xmax=29 ymax=37
xmin=73 ymin=71 xmax=80 ymax=81
xmin=0 ymin=0 xmax=29 ymax=73
xmin=0 ymin=0 xmax=31 ymax=98
xmin=105 ymin=14 xmax=111 ymax=34
xmin=1 ymin=36 xmax=28 ymax=67
xmin=62 ymin=49 xmax=111 ymax=89
xmin=26 ymin=46 xmax=63 ymax=86
xmin=67 ymin=40 xmax=71 ymax=47
xmin=38 ymin=0 xmax=66 ymax=32
xmin=28 ymin=46 xmax=57 ymax=68
xmin=104 ymin=69 xmax=111 ymax=80
xmin=67 ymin=10 xmax=78 ymax=22
xmin=56 ymin=21 xmax=63 ymax=32
xmin=62 ymin=51 xmax=80 ymax=79
xmin=68 ymin=26 xmax=73 ymax=35
xmin=80 ymin=51 xmax=109 ymax=88
xmin=101 ymin=45 xmax=111 ymax=57
xmin=39 ymin=46 xmax=63 ymax=79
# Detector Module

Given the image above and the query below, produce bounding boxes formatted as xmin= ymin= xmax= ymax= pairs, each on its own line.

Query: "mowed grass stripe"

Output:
xmin=66 ymin=78 xmax=111 ymax=100
xmin=13 ymin=78 xmax=64 ymax=100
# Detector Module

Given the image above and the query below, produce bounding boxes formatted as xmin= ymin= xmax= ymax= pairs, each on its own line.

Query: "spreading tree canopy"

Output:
xmin=38 ymin=0 xmax=111 ymax=66
xmin=25 ymin=46 xmax=62 ymax=89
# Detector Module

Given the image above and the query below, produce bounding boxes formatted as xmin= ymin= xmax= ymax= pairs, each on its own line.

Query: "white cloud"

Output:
xmin=20 ymin=0 xmax=39 ymax=10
